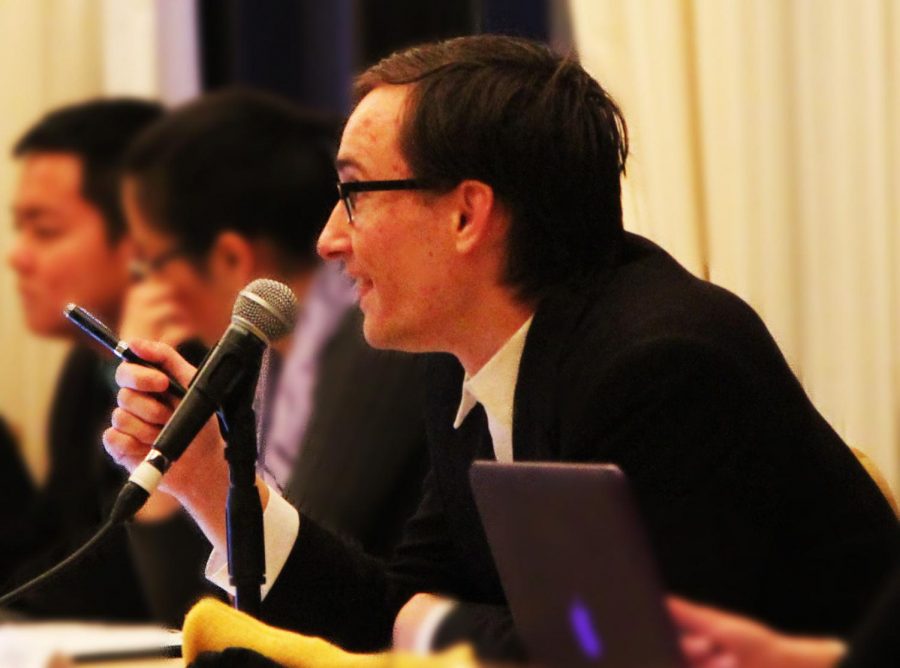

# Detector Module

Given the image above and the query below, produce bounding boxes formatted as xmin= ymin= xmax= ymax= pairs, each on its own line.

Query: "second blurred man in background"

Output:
xmin=115 ymin=89 xmax=429 ymax=626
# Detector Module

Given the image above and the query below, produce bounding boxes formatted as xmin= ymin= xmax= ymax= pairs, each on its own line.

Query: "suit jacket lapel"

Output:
xmin=512 ymin=278 xmax=611 ymax=462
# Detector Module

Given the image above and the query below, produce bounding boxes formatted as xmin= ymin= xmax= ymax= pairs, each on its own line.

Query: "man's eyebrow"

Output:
xmin=335 ymin=157 xmax=366 ymax=176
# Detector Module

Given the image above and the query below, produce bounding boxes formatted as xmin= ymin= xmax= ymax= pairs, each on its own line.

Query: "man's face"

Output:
xmin=7 ymin=153 xmax=132 ymax=337
xmin=317 ymin=85 xmax=462 ymax=352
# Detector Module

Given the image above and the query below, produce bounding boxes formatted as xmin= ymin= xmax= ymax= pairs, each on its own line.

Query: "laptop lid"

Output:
xmin=469 ymin=461 xmax=685 ymax=668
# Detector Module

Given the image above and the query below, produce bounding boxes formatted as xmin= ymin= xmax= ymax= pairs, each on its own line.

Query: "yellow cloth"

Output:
xmin=851 ymin=447 xmax=900 ymax=518
xmin=182 ymin=598 xmax=477 ymax=668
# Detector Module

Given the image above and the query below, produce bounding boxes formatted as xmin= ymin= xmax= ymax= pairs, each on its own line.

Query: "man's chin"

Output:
xmin=362 ymin=317 xmax=436 ymax=355
xmin=361 ymin=315 xmax=407 ymax=352
xmin=361 ymin=319 xmax=392 ymax=350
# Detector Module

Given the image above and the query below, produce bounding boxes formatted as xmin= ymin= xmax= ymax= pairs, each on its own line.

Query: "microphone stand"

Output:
xmin=218 ymin=368 xmax=265 ymax=616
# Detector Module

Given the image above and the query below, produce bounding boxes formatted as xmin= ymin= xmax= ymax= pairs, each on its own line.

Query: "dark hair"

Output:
xmin=13 ymin=98 xmax=164 ymax=241
xmin=124 ymin=88 xmax=339 ymax=271
xmin=356 ymin=34 xmax=629 ymax=300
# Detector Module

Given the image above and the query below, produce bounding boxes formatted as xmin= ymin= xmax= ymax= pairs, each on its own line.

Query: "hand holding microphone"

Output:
xmin=0 ymin=279 xmax=296 ymax=609
xmin=105 ymin=340 xmax=214 ymax=495
xmin=103 ymin=278 xmax=297 ymax=522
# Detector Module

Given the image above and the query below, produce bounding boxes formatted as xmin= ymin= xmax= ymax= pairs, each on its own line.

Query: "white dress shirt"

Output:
xmin=453 ymin=316 xmax=533 ymax=463
xmin=207 ymin=315 xmax=535 ymax=650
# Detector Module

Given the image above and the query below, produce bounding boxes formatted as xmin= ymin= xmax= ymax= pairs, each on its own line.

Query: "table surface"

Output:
xmin=75 ymin=660 xmax=181 ymax=668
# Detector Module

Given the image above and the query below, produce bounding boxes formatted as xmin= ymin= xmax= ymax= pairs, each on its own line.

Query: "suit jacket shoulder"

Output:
xmin=511 ymin=233 xmax=899 ymax=634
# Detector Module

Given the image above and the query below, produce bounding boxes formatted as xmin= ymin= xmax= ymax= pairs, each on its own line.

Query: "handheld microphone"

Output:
xmin=64 ymin=303 xmax=188 ymax=398
xmin=112 ymin=278 xmax=297 ymax=521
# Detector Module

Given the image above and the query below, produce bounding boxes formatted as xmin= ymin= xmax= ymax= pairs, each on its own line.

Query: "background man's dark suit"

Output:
xmin=0 ymin=416 xmax=37 ymax=581
xmin=128 ymin=308 xmax=429 ymax=626
xmin=259 ymin=233 xmax=900 ymax=659
xmin=841 ymin=561 xmax=900 ymax=667
xmin=1 ymin=346 xmax=150 ymax=620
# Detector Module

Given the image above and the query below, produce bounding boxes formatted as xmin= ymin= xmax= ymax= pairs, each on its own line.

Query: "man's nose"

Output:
xmin=6 ymin=235 xmax=33 ymax=274
xmin=317 ymin=202 xmax=352 ymax=261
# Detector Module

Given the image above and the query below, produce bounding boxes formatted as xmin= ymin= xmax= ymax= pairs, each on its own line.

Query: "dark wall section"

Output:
xmin=482 ymin=0 xmax=549 ymax=42
xmin=197 ymin=0 xmax=554 ymax=116
xmin=357 ymin=0 xmax=477 ymax=67
xmin=199 ymin=0 xmax=355 ymax=114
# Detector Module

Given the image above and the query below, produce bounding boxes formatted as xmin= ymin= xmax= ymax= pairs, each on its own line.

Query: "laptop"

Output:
xmin=469 ymin=461 xmax=685 ymax=668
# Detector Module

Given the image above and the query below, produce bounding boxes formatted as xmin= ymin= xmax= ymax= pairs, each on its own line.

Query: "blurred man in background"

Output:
xmin=115 ymin=89 xmax=428 ymax=626
xmin=3 ymin=99 xmax=162 ymax=620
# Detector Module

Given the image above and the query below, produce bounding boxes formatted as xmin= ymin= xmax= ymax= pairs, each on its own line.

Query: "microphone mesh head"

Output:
xmin=232 ymin=279 xmax=297 ymax=342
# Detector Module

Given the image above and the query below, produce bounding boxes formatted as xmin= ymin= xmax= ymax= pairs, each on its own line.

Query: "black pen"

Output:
xmin=64 ymin=303 xmax=188 ymax=398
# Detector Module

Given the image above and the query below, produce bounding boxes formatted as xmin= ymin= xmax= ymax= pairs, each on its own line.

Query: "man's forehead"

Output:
xmin=337 ymin=85 xmax=411 ymax=178
xmin=14 ymin=153 xmax=97 ymax=222
xmin=17 ymin=152 xmax=83 ymax=196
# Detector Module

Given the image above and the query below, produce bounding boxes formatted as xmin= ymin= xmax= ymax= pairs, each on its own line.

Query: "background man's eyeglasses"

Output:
xmin=129 ymin=246 xmax=188 ymax=281
xmin=336 ymin=179 xmax=430 ymax=224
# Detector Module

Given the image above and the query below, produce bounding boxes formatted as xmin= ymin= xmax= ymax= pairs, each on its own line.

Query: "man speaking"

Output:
xmin=104 ymin=35 xmax=899 ymax=660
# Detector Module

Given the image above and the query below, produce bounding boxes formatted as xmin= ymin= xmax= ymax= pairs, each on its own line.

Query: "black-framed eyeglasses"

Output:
xmin=336 ymin=179 xmax=431 ymax=224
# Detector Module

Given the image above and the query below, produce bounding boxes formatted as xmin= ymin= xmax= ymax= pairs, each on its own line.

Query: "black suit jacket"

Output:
xmin=127 ymin=308 xmax=429 ymax=626
xmin=259 ymin=233 xmax=900 ymax=659
xmin=841 ymin=561 xmax=900 ymax=667
xmin=1 ymin=346 xmax=150 ymax=620
xmin=0 ymin=416 xmax=36 ymax=577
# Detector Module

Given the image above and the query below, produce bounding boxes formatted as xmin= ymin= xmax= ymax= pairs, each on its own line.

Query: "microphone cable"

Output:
xmin=0 ymin=482 xmax=147 ymax=608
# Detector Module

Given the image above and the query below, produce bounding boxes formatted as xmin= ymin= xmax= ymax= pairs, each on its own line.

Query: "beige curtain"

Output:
xmin=570 ymin=0 xmax=900 ymax=489
xmin=0 ymin=0 xmax=195 ymax=481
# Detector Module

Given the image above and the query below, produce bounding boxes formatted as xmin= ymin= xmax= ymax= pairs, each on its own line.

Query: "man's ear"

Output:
xmin=208 ymin=231 xmax=255 ymax=287
xmin=453 ymin=179 xmax=498 ymax=254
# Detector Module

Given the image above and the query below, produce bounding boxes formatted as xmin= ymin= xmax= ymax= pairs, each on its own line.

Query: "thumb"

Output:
xmin=127 ymin=338 xmax=198 ymax=387
xmin=667 ymin=597 xmax=726 ymax=634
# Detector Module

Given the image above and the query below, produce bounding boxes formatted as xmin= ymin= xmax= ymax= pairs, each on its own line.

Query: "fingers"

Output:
xmin=680 ymin=635 xmax=731 ymax=668
xmin=121 ymin=280 xmax=194 ymax=343
xmin=669 ymin=598 xmax=734 ymax=668
xmin=103 ymin=427 xmax=150 ymax=472
xmin=667 ymin=597 xmax=722 ymax=633
xmin=701 ymin=654 xmax=738 ymax=668
xmin=111 ymin=407 xmax=162 ymax=445
xmin=123 ymin=339 xmax=197 ymax=386
xmin=117 ymin=388 xmax=173 ymax=425
xmin=126 ymin=278 xmax=177 ymax=306
xmin=115 ymin=361 xmax=171 ymax=393
xmin=130 ymin=301 xmax=191 ymax=341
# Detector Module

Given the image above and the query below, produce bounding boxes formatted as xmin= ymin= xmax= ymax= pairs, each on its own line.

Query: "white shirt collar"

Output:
xmin=453 ymin=316 xmax=534 ymax=431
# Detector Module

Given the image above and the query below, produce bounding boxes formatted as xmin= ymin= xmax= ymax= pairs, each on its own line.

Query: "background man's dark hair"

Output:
xmin=125 ymin=88 xmax=339 ymax=272
xmin=356 ymin=34 xmax=629 ymax=301
xmin=13 ymin=98 xmax=164 ymax=241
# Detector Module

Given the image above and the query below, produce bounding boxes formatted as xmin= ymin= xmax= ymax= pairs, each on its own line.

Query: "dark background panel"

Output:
xmin=198 ymin=0 xmax=555 ymax=115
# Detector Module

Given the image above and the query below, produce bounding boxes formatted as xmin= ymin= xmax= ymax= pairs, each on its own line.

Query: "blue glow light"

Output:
xmin=569 ymin=598 xmax=604 ymax=660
